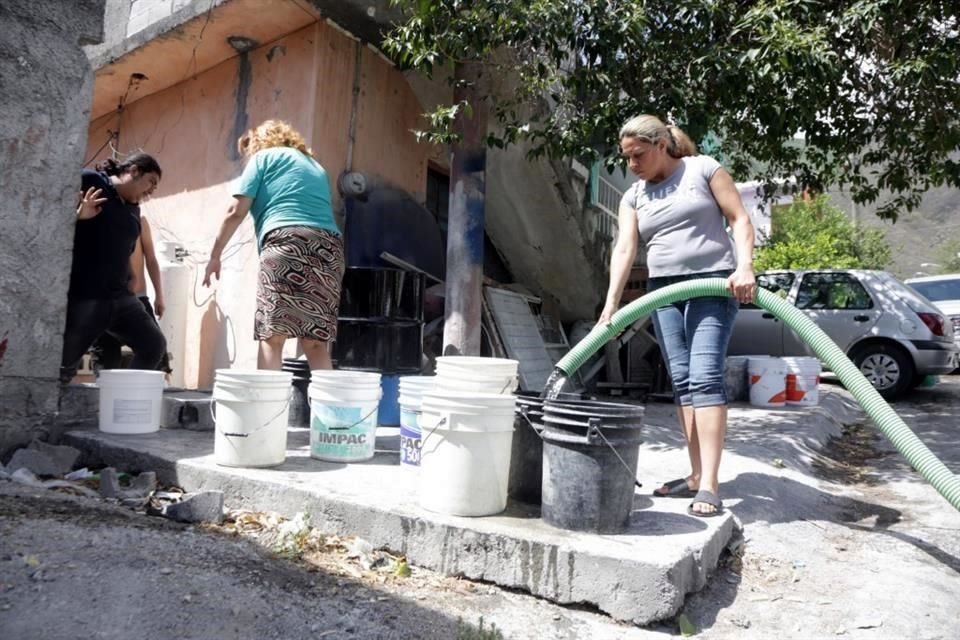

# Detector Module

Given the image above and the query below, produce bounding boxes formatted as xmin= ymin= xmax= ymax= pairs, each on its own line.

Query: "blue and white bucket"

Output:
xmin=398 ymin=375 xmax=434 ymax=469
xmin=308 ymin=370 xmax=382 ymax=462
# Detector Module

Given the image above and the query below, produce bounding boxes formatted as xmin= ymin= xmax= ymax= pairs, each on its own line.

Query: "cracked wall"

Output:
xmin=0 ymin=0 xmax=106 ymax=455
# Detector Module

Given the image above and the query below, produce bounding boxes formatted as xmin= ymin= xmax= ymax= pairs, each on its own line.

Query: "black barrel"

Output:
xmin=332 ymin=320 xmax=423 ymax=371
xmin=540 ymin=399 xmax=645 ymax=534
xmin=338 ymin=267 xmax=425 ymax=322
xmin=281 ymin=358 xmax=312 ymax=428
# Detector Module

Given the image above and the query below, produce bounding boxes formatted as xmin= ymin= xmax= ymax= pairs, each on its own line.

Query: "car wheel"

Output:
xmin=850 ymin=343 xmax=914 ymax=399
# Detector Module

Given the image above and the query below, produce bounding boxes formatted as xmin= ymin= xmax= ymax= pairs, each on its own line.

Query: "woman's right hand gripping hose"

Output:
xmin=597 ymin=300 xmax=618 ymax=327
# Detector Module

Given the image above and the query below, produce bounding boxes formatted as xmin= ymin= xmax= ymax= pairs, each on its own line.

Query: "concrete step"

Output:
xmin=62 ymin=424 xmax=736 ymax=624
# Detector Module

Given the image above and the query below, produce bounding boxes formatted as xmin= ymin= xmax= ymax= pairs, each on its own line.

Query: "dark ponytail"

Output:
xmin=96 ymin=152 xmax=162 ymax=178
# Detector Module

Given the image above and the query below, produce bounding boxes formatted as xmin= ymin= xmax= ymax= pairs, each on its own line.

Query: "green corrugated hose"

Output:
xmin=554 ymin=277 xmax=960 ymax=512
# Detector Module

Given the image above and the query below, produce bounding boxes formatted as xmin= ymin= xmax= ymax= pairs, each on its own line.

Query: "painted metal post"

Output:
xmin=442 ymin=63 xmax=488 ymax=356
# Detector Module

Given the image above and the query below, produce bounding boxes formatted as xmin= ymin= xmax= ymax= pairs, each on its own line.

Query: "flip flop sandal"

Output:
xmin=687 ymin=489 xmax=724 ymax=518
xmin=653 ymin=478 xmax=697 ymax=498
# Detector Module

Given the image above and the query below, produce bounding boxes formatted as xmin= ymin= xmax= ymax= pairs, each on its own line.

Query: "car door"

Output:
xmin=728 ymin=272 xmax=797 ymax=356
xmin=782 ymin=272 xmax=882 ymax=355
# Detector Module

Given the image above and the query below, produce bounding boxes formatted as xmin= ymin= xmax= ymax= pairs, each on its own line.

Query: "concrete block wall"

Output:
xmin=0 ymin=0 xmax=106 ymax=456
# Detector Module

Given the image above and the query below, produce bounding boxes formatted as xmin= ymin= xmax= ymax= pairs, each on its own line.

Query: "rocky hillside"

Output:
xmin=827 ymin=185 xmax=960 ymax=279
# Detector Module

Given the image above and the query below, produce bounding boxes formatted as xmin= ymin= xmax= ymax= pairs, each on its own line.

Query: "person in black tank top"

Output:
xmin=60 ymin=153 xmax=168 ymax=382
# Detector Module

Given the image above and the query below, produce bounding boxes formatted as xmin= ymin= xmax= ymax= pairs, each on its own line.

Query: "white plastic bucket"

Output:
xmin=435 ymin=356 xmax=519 ymax=377
xmin=213 ymin=369 xmax=292 ymax=468
xmin=784 ymin=357 xmax=821 ymax=406
xmin=748 ymin=357 xmax=787 ymax=407
xmin=398 ymin=376 xmax=434 ymax=469
xmin=432 ymin=374 xmax=518 ymax=395
xmin=97 ymin=370 xmax=165 ymax=434
xmin=435 ymin=357 xmax=519 ymax=393
xmin=309 ymin=370 xmax=382 ymax=463
xmin=418 ymin=391 xmax=516 ymax=516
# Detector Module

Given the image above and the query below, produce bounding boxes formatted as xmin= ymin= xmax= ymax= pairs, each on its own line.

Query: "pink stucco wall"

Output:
xmin=85 ymin=22 xmax=436 ymax=388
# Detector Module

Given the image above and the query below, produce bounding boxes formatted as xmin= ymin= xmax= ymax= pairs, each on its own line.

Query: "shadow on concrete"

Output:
xmin=687 ymin=471 xmax=956 ymax=634
xmin=728 ymin=472 xmax=959 ymax=574
xmin=688 ymin=471 xmax=960 ymax=634
xmin=726 ymin=472 xmax=902 ymax=528
xmin=628 ymin=510 xmax=708 ymax=536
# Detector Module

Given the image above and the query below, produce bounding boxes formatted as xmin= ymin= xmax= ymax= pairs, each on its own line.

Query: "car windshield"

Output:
xmin=909 ymin=278 xmax=960 ymax=302
xmin=875 ymin=272 xmax=935 ymax=308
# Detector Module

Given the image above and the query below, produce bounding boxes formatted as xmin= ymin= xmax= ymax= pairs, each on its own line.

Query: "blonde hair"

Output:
xmin=619 ymin=114 xmax=697 ymax=158
xmin=238 ymin=119 xmax=313 ymax=158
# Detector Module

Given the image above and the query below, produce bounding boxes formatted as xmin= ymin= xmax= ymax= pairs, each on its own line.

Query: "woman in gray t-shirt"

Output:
xmin=599 ymin=114 xmax=756 ymax=517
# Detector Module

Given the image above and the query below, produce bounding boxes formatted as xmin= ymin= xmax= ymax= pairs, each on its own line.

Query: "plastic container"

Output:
xmin=434 ymin=356 xmax=519 ymax=395
xmin=724 ymin=356 xmax=750 ymax=402
xmin=212 ymin=369 xmax=292 ymax=467
xmin=509 ymin=393 xmax=546 ymax=504
xmin=97 ymin=369 xmax=166 ymax=434
xmin=748 ymin=356 xmax=788 ymax=407
xmin=418 ymin=391 xmax=516 ymax=516
xmin=540 ymin=399 xmax=645 ymax=534
xmin=281 ymin=358 xmax=312 ymax=428
xmin=398 ymin=375 xmax=434 ymax=469
xmin=309 ymin=370 xmax=382 ymax=462
xmin=149 ymin=241 xmax=191 ymax=388
xmin=783 ymin=356 xmax=821 ymax=406
xmin=378 ymin=374 xmax=401 ymax=426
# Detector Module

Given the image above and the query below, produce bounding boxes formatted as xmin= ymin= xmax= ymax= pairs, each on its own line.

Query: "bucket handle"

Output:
xmin=324 ymin=405 xmax=379 ymax=432
xmin=518 ymin=405 xmax=545 ymax=440
xmin=211 ymin=390 xmax=293 ymax=439
xmin=519 ymin=408 xmax=641 ymax=489
xmin=419 ymin=414 xmax=449 ymax=446
xmin=586 ymin=417 xmax=642 ymax=490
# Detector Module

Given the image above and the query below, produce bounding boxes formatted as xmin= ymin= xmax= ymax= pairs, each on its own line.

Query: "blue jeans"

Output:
xmin=648 ymin=271 xmax=738 ymax=408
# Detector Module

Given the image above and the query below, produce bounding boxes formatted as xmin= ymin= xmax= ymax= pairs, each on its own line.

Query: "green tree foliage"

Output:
xmin=931 ymin=237 xmax=960 ymax=273
xmin=754 ymin=196 xmax=892 ymax=271
xmin=385 ymin=1 xmax=960 ymax=219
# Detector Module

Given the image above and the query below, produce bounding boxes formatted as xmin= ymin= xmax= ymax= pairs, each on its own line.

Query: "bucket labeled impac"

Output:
xmin=212 ymin=369 xmax=293 ymax=468
xmin=540 ymin=399 xmax=645 ymax=534
xmin=97 ymin=369 xmax=166 ymax=435
xmin=784 ymin=356 xmax=821 ymax=406
xmin=398 ymin=376 xmax=434 ymax=469
xmin=418 ymin=391 xmax=516 ymax=516
xmin=309 ymin=370 xmax=382 ymax=463
xmin=748 ymin=356 xmax=788 ymax=407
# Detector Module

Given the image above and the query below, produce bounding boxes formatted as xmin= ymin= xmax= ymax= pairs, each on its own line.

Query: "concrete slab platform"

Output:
xmin=63 ymin=422 xmax=736 ymax=624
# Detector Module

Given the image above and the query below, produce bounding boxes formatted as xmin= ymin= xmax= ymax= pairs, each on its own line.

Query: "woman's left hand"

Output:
xmin=727 ymin=265 xmax=756 ymax=304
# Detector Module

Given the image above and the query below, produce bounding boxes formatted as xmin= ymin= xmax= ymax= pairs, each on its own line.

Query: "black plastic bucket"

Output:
xmin=540 ymin=399 xmax=645 ymax=534
xmin=281 ymin=358 xmax=312 ymax=428
xmin=509 ymin=393 xmax=546 ymax=504
xmin=510 ymin=392 xmax=587 ymax=504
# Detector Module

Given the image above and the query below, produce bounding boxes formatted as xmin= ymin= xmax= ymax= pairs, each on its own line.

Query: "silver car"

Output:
xmin=728 ymin=269 xmax=959 ymax=398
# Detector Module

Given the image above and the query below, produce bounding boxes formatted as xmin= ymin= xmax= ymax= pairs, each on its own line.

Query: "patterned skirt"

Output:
xmin=255 ymin=226 xmax=345 ymax=342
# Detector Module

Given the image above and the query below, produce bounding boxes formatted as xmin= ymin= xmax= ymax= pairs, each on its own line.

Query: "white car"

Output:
xmin=905 ymin=273 xmax=960 ymax=347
